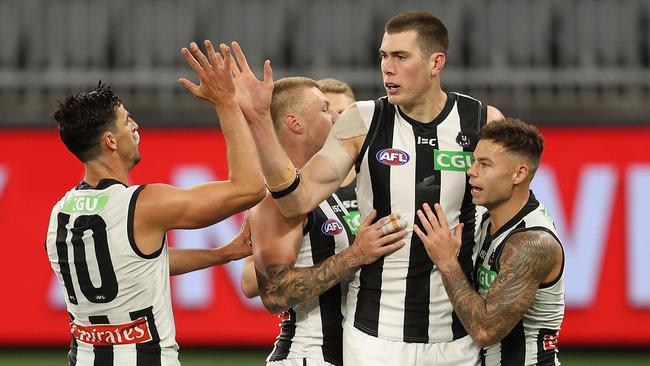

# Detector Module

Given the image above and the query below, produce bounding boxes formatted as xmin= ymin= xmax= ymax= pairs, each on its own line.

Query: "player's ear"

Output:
xmin=102 ymin=131 xmax=118 ymax=151
xmin=513 ymin=164 xmax=529 ymax=185
xmin=431 ymin=52 xmax=445 ymax=76
xmin=284 ymin=114 xmax=303 ymax=134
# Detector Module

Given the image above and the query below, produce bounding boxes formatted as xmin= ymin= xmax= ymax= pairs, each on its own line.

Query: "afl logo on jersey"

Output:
xmin=321 ymin=219 xmax=344 ymax=236
xmin=376 ymin=148 xmax=410 ymax=166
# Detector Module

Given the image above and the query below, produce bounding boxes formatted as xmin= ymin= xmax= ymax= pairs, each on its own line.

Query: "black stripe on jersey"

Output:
xmin=355 ymin=100 xmax=383 ymax=173
xmin=500 ymin=319 xmax=526 ymax=365
xmin=55 ymin=213 xmax=78 ymax=304
xmin=453 ymin=94 xmax=486 ymax=339
xmin=310 ymin=205 xmax=344 ymax=366
xmin=268 ymin=308 xmax=297 ymax=362
xmin=127 ymin=185 xmax=164 ymax=259
xmin=129 ymin=306 xmax=161 ymax=366
xmin=68 ymin=312 xmax=78 ymax=366
xmin=403 ymin=114 xmax=443 ymax=343
xmin=88 ymin=315 xmax=113 ymax=366
xmin=353 ymin=99 xmax=396 ymax=336
xmin=536 ymin=328 xmax=560 ymax=365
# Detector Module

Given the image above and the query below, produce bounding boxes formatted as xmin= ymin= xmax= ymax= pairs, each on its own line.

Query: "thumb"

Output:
xmin=179 ymin=78 xmax=201 ymax=97
xmin=263 ymin=60 xmax=274 ymax=87
xmin=453 ymin=223 xmax=464 ymax=242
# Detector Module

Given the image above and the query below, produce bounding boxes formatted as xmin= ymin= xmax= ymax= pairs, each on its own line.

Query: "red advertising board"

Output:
xmin=1 ymin=127 xmax=649 ymax=347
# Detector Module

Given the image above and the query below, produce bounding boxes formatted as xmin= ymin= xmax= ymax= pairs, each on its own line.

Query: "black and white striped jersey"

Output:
xmin=347 ymin=93 xmax=487 ymax=343
xmin=267 ymin=183 xmax=357 ymax=366
xmin=475 ymin=191 xmax=564 ymax=366
xmin=45 ymin=179 xmax=179 ymax=366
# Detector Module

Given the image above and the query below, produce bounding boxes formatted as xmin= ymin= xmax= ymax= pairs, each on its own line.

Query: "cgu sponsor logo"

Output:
xmin=70 ymin=316 xmax=152 ymax=346
xmin=434 ymin=150 xmax=474 ymax=172
xmin=62 ymin=195 xmax=109 ymax=214
xmin=342 ymin=211 xmax=361 ymax=235
xmin=321 ymin=219 xmax=344 ymax=236
xmin=376 ymin=148 xmax=409 ymax=166
xmin=476 ymin=265 xmax=497 ymax=291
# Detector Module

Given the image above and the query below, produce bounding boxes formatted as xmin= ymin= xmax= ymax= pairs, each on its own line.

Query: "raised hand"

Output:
xmin=224 ymin=212 xmax=253 ymax=261
xmin=228 ymin=41 xmax=274 ymax=124
xmin=349 ymin=211 xmax=408 ymax=265
xmin=179 ymin=40 xmax=236 ymax=106
xmin=413 ymin=203 xmax=463 ymax=268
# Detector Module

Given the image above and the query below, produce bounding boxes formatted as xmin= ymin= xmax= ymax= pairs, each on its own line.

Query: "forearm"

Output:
xmin=216 ymin=100 xmax=264 ymax=193
xmin=259 ymin=247 xmax=361 ymax=313
xmin=438 ymin=261 xmax=500 ymax=346
xmin=250 ymin=113 xmax=295 ymax=184
xmin=169 ymin=247 xmax=236 ymax=276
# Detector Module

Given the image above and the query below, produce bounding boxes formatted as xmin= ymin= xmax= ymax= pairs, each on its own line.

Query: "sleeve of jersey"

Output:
xmin=316 ymin=103 xmax=370 ymax=182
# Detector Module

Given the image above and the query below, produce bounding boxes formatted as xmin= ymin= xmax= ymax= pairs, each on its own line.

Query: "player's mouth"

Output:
xmin=385 ymin=82 xmax=400 ymax=93
xmin=470 ymin=184 xmax=483 ymax=195
xmin=133 ymin=131 xmax=140 ymax=145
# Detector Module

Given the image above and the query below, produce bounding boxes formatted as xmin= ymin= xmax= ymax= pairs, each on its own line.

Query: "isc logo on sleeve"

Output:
xmin=434 ymin=150 xmax=474 ymax=172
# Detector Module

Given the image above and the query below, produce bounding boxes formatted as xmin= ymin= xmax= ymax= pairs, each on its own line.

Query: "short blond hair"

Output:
xmin=271 ymin=77 xmax=320 ymax=131
xmin=317 ymin=78 xmax=355 ymax=100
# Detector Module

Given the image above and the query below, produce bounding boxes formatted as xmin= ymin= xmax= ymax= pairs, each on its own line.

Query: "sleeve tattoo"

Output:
xmin=257 ymin=248 xmax=360 ymax=313
xmin=438 ymin=230 xmax=560 ymax=346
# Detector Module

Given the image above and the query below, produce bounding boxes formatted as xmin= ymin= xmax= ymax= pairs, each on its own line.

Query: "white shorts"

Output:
xmin=343 ymin=322 xmax=479 ymax=366
xmin=267 ymin=358 xmax=336 ymax=366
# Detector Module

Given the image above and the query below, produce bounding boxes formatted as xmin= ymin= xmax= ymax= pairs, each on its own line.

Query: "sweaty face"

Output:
xmin=380 ymin=31 xmax=435 ymax=109
xmin=297 ymin=87 xmax=338 ymax=154
xmin=324 ymin=92 xmax=355 ymax=115
xmin=112 ymin=105 xmax=141 ymax=168
xmin=467 ymin=140 xmax=520 ymax=209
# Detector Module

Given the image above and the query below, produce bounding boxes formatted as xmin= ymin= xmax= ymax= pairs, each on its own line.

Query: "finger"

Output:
xmin=433 ymin=203 xmax=450 ymax=230
xmin=220 ymin=43 xmax=232 ymax=73
xmin=381 ymin=219 xmax=407 ymax=235
xmin=376 ymin=229 xmax=408 ymax=246
xmin=422 ymin=203 xmax=441 ymax=230
xmin=181 ymin=47 xmax=204 ymax=76
xmin=263 ymin=59 xmax=274 ymax=86
xmin=204 ymin=40 xmax=223 ymax=70
xmin=412 ymin=224 xmax=428 ymax=242
xmin=231 ymin=41 xmax=252 ymax=74
xmin=377 ymin=241 xmax=406 ymax=257
xmin=178 ymin=78 xmax=201 ymax=97
xmin=190 ymin=41 xmax=211 ymax=70
xmin=453 ymin=223 xmax=464 ymax=242
xmin=357 ymin=210 xmax=377 ymax=230
xmin=416 ymin=209 xmax=435 ymax=235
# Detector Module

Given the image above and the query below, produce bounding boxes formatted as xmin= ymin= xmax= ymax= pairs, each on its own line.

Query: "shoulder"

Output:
xmin=500 ymin=229 xmax=561 ymax=279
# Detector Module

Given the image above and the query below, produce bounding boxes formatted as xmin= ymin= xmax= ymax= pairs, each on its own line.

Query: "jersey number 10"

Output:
xmin=54 ymin=212 xmax=118 ymax=304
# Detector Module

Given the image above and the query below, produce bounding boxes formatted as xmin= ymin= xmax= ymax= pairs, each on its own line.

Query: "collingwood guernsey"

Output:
xmin=348 ymin=92 xmax=486 ymax=343
xmin=475 ymin=192 xmax=565 ymax=365
xmin=45 ymin=179 xmax=179 ymax=366
xmin=268 ymin=185 xmax=357 ymax=366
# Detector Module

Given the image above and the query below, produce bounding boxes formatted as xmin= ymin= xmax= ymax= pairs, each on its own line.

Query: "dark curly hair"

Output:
xmin=479 ymin=118 xmax=544 ymax=174
xmin=52 ymin=82 xmax=122 ymax=162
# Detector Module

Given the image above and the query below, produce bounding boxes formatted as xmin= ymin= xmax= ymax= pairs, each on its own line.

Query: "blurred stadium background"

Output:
xmin=1 ymin=0 xmax=649 ymax=364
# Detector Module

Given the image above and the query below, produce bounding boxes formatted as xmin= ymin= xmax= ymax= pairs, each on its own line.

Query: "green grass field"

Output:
xmin=0 ymin=348 xmax=649 ymax=365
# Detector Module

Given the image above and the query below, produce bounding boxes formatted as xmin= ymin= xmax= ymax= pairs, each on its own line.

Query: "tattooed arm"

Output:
xmin=439 ymin=231 xmax=561 ymax=347
xmin=250 ymin=194 xmax=407 ymax=314
xmin=414 ymin=203 xmax=562 ymax=348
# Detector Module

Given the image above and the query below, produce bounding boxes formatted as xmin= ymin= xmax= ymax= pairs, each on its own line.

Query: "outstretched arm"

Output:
xmin=229 ymin=42 xmax=365 ymax=217
xmin=413 ymin=203 xmax=562 ymax=348
xmin=170 ymin=214 xmax=253 ymax=276
xmin=251 ymin=195 xmax=407 ymax=313
xmin=134 ymin=41 xmax=265 ymax=255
